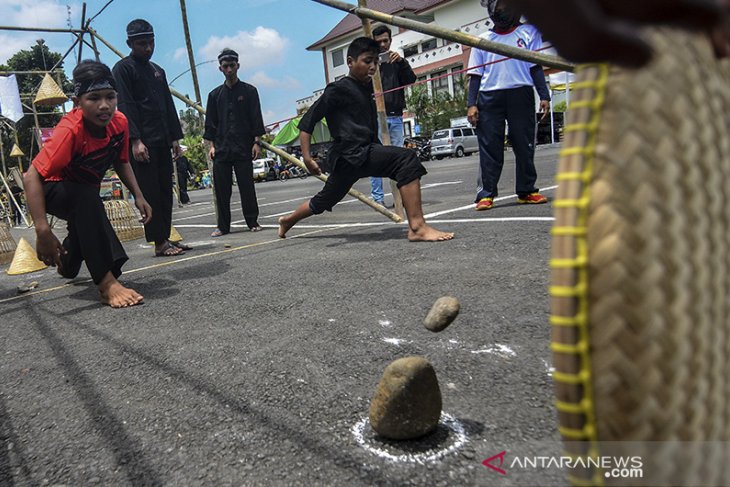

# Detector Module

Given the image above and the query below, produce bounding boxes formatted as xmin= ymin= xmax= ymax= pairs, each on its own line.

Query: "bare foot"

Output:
xmin=99 ymin=280 xmax=144 ymax=308
xmin=278 ymin=216 xmax=294 ymax=239
xmin=408 ymin=225 xmax=455 ymax=242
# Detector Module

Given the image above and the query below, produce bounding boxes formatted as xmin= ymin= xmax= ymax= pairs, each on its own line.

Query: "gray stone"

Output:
xmin=369 ymin=356 xmax=442 ymax=440
xmin=423 ymin=296 xmax=460 ymax=332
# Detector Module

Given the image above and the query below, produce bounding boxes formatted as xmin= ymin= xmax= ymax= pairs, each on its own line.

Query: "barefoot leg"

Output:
xmin=398 ymin=180 xmax=454 ymax=242
xmin=98 ymin=271 xmax=144 ymax=308
xmin=278 ymin=201 xmax=314 ymax=238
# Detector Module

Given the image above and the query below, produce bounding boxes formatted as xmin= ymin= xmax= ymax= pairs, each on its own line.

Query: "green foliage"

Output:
xmin=406 ymin=77 xmax=468 ymax=137
xmin=0 ymin=42 xmax=73 ymax=169
xmin=552 ymin=101 xmax=567 ymax=113
xmin=179 ymin=106 xmax=204 ymax=137
xmin=181 ymin=134 xmax=208 ymax=172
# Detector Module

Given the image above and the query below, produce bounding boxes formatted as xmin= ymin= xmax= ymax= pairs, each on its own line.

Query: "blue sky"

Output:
xmin=0 ymin=0 xmax=347 ymax=127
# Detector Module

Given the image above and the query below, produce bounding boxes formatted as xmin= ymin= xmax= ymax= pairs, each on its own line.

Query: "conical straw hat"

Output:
xmin=9 ymin=144 xmax=24 ymax=158
xmin=34 ymin=73 xmax=68 ymax=106
xmin=169 ymin=226 xmax=183 ymax=242
xmin=7 ymin=237 xmax=47 ymax=275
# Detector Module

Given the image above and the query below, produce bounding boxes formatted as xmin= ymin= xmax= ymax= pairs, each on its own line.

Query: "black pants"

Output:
xmin=131 ymin=145 xmax=173 ymax=244
xmin=213 ymin=157 xmax=259 ymax=233
xmin=309 ymin=144 xmax=426 ymax=214
xmin=177 ymin=173 xmax=190 ymax=204
xmin=44 ymin=181 xmax=128 ymax=284
xmin=475 ymin=86 xmax=539 ymax=201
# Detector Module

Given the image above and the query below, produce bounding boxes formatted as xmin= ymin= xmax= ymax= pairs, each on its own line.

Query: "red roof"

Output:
xmin=307 ymin=0 xmax=450 ymax=50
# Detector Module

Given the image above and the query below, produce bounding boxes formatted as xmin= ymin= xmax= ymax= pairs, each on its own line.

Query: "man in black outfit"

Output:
xmin=175 ymin=151 xmax=195 ymax=204
xmin=112 ymin=19 xmax=189 ymax=257
xmin=204 ymin=48 xmax=266 ymax=236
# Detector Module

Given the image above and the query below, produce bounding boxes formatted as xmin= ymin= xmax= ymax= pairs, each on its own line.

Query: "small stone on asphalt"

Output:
xmin=423 ymin=296 xmax=460 ymax=332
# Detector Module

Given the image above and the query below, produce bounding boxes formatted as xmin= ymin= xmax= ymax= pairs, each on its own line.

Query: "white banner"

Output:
xmin=0 ymin=75 xmax=24 ymax=122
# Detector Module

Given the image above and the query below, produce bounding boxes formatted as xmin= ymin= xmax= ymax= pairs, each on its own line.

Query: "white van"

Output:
xmin=252 ymin=158 xmax=275 ymax=182
xmin=430 ymin=127 xmax=479 ymax=159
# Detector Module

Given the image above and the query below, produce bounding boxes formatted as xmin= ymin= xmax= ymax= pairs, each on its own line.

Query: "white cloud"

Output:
xmin=173 ymin=47 xmax=188 ymax=62
xmin=199 ymin=27 xmax=289 ymax=71
xmin=0 ymin=1 xmax=81 ymax=64
xmin=246 ymin=71 xmax=300 ymax=90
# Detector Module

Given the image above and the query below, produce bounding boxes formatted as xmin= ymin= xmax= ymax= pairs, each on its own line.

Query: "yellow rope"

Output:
xmin=549 ymin=63 xmax=610 ymax=486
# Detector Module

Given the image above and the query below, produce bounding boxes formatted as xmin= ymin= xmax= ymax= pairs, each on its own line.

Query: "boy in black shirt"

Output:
xmin=278 ymin=37 xmax=453 ymax=242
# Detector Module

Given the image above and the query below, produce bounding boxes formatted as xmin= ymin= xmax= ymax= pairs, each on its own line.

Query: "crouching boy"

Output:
xmin=24 ymin=60 xmax=152 ymax=308
xmin=278 ymin=37 xmax=453 ymax=242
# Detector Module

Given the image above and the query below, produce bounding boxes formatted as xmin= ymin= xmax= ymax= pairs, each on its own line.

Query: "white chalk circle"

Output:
xmin=352 ymin=412 xmax=468 ymax=464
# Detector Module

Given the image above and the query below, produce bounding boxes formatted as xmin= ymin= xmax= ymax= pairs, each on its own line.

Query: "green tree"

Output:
xmin=179 ymin=105 xmax=204 ymax=137
xmin=0 ymin=42 xmax=73 ymax=169
xmin=406 ymin=79 xmax=468 ymax=137
xmin=181 ymin=134 xmax=208 ymax=173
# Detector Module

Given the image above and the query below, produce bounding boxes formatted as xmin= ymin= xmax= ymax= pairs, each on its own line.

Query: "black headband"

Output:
xmin=74 ymin=77 xmax=117 ymax=97
xmin=218 ymin=52 xmax=239 ymax=63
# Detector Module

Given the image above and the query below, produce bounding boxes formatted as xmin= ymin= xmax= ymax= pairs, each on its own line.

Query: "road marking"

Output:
xmin=0 ymin=227 xmax=335 ymax=305
xmin=423 ymin=185 xmax=559 ymax=219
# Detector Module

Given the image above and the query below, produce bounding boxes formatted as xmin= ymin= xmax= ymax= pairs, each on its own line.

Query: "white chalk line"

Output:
xmin=352 ymin=413 xmax=468 ymax=464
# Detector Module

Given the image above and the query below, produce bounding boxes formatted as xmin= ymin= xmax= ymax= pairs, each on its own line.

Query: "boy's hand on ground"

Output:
xmin=303 ymin=157 xmax=321 ymax=176
xmin=467 ymin=106 xmax=479 ymax=127
xmin=35 ymin=228 xmax=65 ymax=267
xmin=132 ymin=140 xmax=150 ymax=162
xmin=135 ymin=198 xmax=153 ymax=224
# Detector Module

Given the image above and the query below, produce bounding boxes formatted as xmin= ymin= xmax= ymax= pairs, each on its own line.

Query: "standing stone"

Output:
xmin=369 ymin=357 xmax=442 ymax=440
xmin=423 ymin=296 xmax=460 ymax=332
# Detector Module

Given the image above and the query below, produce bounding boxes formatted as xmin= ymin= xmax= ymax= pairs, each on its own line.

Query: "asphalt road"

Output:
xmin=1 ymin=147 xmax=566 ymax=486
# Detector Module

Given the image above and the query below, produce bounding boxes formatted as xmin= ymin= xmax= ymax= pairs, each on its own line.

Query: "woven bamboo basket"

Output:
xmin=34 ymin=73 xmax=68 ymax=106
xmin=0 ymin=220 xmax=16 ymax=265
xmin=550 ymin=28 xmax=730 ymax=486
xmin=104 ymin=200 xmax=144 ymax=242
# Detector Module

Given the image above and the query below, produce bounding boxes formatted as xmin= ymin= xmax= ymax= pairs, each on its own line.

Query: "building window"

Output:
xmin=420 ymin=38 xmax=437 ymax=52
xmin=452 ymin=65 xmax=465 ymax=97
xmin=431 ymin=70 xmax=449 ymax=96
xmin=331 ymin=48 xmax=344 ymax=67
xmin=403 ymin=44 xmax=418 ymax=57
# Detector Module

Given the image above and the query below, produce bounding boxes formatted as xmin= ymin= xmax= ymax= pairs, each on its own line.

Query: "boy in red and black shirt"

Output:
xmin=24 ymin=60 xmax=152 ymax=308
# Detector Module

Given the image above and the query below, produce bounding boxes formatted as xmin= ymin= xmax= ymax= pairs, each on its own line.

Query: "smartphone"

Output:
xmin=378 ymin=52 xmax=390 ymax=64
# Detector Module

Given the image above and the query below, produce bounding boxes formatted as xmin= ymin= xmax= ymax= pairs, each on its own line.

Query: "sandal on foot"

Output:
xmin=211 ymin=229 xmax=226 ymax=237
xmin=250 ymin=226 xmax=263 ymax=232
xmin=155 ymin=242 xmax=185 ymax=257
xmin=171 ymin=241 xmax=193 ymax=251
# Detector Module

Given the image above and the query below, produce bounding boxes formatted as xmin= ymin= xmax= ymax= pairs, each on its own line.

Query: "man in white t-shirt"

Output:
xmin=467 ymin=0 xmax=551 ymax=211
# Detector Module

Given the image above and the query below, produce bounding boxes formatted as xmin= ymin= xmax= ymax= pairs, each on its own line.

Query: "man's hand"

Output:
xmin=252 ymin=143 xmax=261 ymax=160
xmin=467 ymin=106 xmax=479 ymax=127
xmin=35 ymin=227 xmax=65 ymax=267
xmin=389 ymin=50 xmax=403 ymax=63
xmin=508 ymin=0 xmax=725 ymax=66
xmin=539 ymin=100 xmax=550 ymax=121
xmin=132 ymin=139 xmax=150 ymax=162
xmin=303 ymin=156 xmax=321 ymax=176
xmin=208 ymin=144 xmax=216 ymax=161
xmin=135 ymin=197 xmax=153 ymax=225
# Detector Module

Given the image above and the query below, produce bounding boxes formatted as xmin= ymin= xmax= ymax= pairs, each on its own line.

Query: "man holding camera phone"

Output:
xmin=369 ymin=24 xmax=417 ymax=207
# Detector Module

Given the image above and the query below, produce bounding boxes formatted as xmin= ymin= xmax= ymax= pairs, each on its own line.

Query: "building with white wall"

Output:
xmin=301 ymin=0 xmax=492 ymax=127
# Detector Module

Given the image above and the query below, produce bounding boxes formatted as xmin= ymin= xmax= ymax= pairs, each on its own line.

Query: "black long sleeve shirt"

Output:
xmin=299 ymin=76 xmax=378 ymax=168
xmin=379 ymin=58 xmax=416 ymax=116
xmin=112 ymin=56 xmax=183 ymax=147
xmin=203 ymin=80 xmax=266 ymax=161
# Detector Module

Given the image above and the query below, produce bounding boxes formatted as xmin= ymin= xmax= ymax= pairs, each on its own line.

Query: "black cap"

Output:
xmin=126 ymin=19 xmax=154 ymax=40
xmin=218 ymin=48 xmax=239 ymax=63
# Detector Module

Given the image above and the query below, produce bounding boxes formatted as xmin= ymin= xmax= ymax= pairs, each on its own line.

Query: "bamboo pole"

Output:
xmin=77 ymin=3 xmax=86 ymax=65
xmin=88 ymin=30 xmax=101 ymax=62
xmin=312 ymin=0 xmax=575 ymax=72
xmin=0 ymin=128 xmax=6 ymax=180
xmin=262 ymin=141 xmax=403 ymax=223
xmin=0 ymin=171 xmax=29 ymax=227
xmin=359 ymin=0 xmax=404 ymax=218
xmin=0 ymin=26 xmax=85 ymax=34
